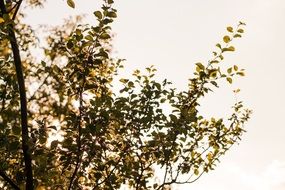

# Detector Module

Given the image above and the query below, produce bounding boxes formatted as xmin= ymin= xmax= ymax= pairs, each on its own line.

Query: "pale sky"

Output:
xmin=24 ymin=0 xmax=285 ymax=189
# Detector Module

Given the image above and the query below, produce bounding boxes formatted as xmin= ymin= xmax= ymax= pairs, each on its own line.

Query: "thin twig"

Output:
xmin=12 ymin=0 xmax=23 ymax=20
xmin=0 ymin=171 xmax=20 ymax=190
xmin=68 ymin=61 xmax=87 ymax=190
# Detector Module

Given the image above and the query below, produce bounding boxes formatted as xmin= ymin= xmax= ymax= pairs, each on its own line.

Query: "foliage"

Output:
xmin=0 ymin=0 xmax=251 ymax=189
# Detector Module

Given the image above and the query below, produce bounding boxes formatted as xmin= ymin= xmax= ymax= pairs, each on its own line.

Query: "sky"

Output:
xmin=23 ymin=0 xmax=285 ymax=189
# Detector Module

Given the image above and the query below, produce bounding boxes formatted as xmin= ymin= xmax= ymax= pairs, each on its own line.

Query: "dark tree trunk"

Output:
xmin=0 ymin=1 xmax=34 ymax=189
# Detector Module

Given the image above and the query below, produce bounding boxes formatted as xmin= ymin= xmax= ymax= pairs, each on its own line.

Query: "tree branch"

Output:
xmin=68 ymin=62 xmax=87 ymax=190
xmin=12 ymin=0 xmax=23 ymax=20
xmin=0 ymin=1 xmax=34 ymax=189
xmin=0 ymin=171 xmax=20 ymax=190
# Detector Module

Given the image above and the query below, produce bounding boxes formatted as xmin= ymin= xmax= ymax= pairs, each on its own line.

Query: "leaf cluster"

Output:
xmin=0 ymin=0 xmax=251 ymax=189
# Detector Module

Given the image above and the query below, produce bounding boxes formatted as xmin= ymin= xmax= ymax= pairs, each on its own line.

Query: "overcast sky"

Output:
xmin=24 ymin=0 xmax=285 ymax=189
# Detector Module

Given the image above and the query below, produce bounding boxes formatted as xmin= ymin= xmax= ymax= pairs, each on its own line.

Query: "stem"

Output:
xmin=0 ymin=1 xmax=34 ymax=189
xmin=68 ymin=64 xmax=87 ymax=190
xmin=67 ymin=92 xmax=83 ymax=190
xmin=12 ymin=0 xmax=23 ymax=20
xmin=0 ymin=171 xmax=20 ymax=190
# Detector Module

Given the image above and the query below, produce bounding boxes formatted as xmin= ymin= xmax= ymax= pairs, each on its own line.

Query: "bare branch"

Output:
xmin=0 ymin=170 xmax=20 ymax=190
xmin=12 ymin=0 xmax=23 ymax=20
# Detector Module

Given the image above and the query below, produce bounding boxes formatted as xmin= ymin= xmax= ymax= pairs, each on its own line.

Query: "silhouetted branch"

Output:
xmin=0 ymin=171 xmax=20 ymax=190
xmin=0 ymin=1 xmax=34 ymax=189
xmin=12 ymin=0 xmax=23 ymax=20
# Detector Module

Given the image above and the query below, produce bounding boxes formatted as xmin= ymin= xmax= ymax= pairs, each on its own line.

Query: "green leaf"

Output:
xmin=50 ymin=140 xmax=58 ymax=149
xmin=39 ymin=136 xmax=47 ymax=144
xmin=169 ymin=114 xmax=178 ymax=122
xmin=94 ymin=11 xmax=103 ymax=19
xmin=67 ymin=40 xmax=73 ymax=49
xmin=194 ymin=169 xmax=199 ymax=175
xmin=196 ymin=66 xmax=200 ymax=72
xmin=237 ymin=72 xmax=245 ymax=76
xmin=233 ymin=65 xmax=238 ymax=71
xmin=223 ymin=35 xmax=231 ymax=43
xmin=119 ymin=78 xmax=129 ymax=84
xmin=210 ymin=60 xmax=219 ymax=64
xmin=107 ymin=11 xmax=117 ymax=18
xmin=207 ymin=153 xmax=213 ymax=161
xmin=210 ymin=81 xmax=218 ymax=87
xmin=85 ymin=35 xmax=93 ymax=41
xmin=226 ymin=77 xmax=233 ymax=84
xmin=237 ymin=28 xmax=244 ymax=33
xmin=222 ymin=46 xmax=235 ymax=52
xmin=97 ymin=50 xmax=109 ymax=58
xmin=128 ymin=81 xmax=134 ymax=88
xmin=41 ymin=61 xmax=46 ymax=67
xmin=12 ymin=126 xmax=21 ymax=135
xmin=227 ymin=67 xmax=232 ymax=74
xmin=100 ymin=33 xmax=111 ymax=39
xmin=67 ymin=0 xmax=75 ymax=8
xmin=195 ymin=62 xmax=205 ymax=70
xmin=75 ymin=29 xmax=81 ymax=35
xmin=2 ymin=14 xmax=9 ymax=21
xmin=9 ymin=141 xmax=20 ymax=152
xmin=210 ymin=70 xmax=217 ymax=78
xmin=234 ymin=34 xmax=242 ymax=38
xmin=103 ymin=18 xmax=113 ymax=24
xmin=216 ymin=43 xmax=222 ymax=49
xmin=228 ymin=46 xmax=235 ymax=51
xmin=227 ymin=26 xmax=233 ymax=33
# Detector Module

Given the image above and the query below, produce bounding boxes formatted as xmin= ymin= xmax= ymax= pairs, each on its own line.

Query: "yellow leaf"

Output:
xmin=223 ymin=35 xmax=231 ymax=43
xmin=233 ymin=89 xmax=241 ymax=93
xmin=207 ymin=153 xmax=213 ymax=161
xmin=237 ymin=28 xmax=244 ymax=33
xmin=228 ymin=46 xmax=235 ymax=51
xmin=195 ymin=62 xmax=205 ymax=70
xmin=226 ymin=77 xmax=233 ymax=84
xmin=237 ymin=72 xmax=245 ymax=76
xmin=0 ymin=17 xmax=4 ymax=23
xmin=36 ymin=186 xmax=46 ymax=190
xmin=227 ymin=26 xmax=233 ymax=33
xmin=67 ymin=0 xmax=75 ymax=8
xmin=194 ymin=169 xmax=199 ymax=175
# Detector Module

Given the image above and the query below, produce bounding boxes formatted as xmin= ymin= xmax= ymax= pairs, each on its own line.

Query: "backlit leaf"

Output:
xmin=227 ymin=26 xmax=233 ymax=33
xmin=107 ymin=11 xmax=117 ymax=18
xmin=94 ymin=11 xmax=103 ymax=19
xmin=195 ymin=62 xmax=205 ymax=70
xmin=67 ymin=0 xmax=75 ymax=8
xmin=237 ymin=29 xmax=244 ymax=33
xmin=227 ymin=67 xmax=232 ymax=74
xmin=100 ymin=33 xmax=111 ymax=39
xmin=226 ymin=77 xmax=233 ymax=84
xmin=223 ymin=35 xmax=231 ymax=43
